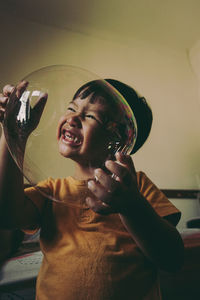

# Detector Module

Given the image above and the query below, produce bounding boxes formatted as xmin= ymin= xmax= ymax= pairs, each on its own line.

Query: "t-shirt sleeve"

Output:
xmin=137 ymin=171 xmax=181 ymax=224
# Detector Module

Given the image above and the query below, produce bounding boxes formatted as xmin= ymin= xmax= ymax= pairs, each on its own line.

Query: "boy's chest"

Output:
xmin=40 ymin=201 xmax=138 ymax=257
xmin=38 ymin=204 xmax=158 ymax=300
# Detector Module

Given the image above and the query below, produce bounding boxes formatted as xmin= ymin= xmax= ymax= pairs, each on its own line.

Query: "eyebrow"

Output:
xmin=68 ymin=100 xmax=109 ymax=123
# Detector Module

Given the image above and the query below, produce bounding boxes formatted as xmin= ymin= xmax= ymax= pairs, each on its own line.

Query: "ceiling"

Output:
xmin=1 ymin=0 xmax=200 ymax=50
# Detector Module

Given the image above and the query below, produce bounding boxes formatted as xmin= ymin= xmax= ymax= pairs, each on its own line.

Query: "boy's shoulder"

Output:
xmin=136 ymin=171 xmax=148 ymax=186
xmin=136 ymin=171 xmax=161 ymax=195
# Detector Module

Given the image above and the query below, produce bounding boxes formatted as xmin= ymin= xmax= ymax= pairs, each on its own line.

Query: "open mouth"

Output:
xmin=61 ymin=129 xmax=82 ymax=146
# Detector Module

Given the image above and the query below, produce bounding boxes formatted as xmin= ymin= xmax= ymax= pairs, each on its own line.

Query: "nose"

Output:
xmin=66 ymin=114 xmax=82 ymax=128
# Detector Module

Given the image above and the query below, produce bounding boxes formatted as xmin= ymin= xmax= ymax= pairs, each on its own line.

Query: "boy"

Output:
xmin=0 ymin=79 xmax=183 ymax=300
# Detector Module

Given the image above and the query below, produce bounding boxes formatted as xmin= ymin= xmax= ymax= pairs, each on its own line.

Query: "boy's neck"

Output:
xmin=73 ymin=163 xmax=96 ymax=181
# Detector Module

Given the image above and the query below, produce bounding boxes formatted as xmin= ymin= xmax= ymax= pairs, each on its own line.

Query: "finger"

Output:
xmin=94 ymin=168 xmax=119 ymax=193
xmin=32 ymin=93 xmax=48 ymax=117
xmin=86 ymin=197 xmax=112 ymax=215
xmin=88 ymin=179 xmax=110 ymax=201
xmin=0 ymin=96 xmax=8 ymax=107
xmin=16 ymin=80 xmax=29 ymax=98
xmin=88 ymin=179 xmax=119 ymax=210
xmin=31 ymin=93 xmax=48 ymax=126
xmin=5 ymin=87 xmax=20 ymax=115
xmin=3 ymin=84 xmax=15 ymax=97
xmin=105 ymin=159 xmax=132 ymax=186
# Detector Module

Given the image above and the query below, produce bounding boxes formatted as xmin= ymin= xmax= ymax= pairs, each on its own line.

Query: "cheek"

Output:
xmin=56 ymin=116 xmax=66 ymax=140
xmin=86 ymin=127 xmax=110 ymax=150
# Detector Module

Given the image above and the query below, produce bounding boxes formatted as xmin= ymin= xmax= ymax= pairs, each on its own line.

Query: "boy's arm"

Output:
xmin=0 ymin=131 xmax=40 ymax=229
xmin=86 ymin=152 xmax=184 ymax=272
xmin=0 ymin=82 xmax=47 ymax=229
xmin=118 ymin=193 xmax=184 ymax=272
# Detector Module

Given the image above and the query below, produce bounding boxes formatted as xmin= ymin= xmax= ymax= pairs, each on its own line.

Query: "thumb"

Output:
xmin=32 ymin=93 xmax=48 ymax=120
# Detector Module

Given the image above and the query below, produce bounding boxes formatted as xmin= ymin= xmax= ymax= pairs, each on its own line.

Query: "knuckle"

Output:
xmin=1 ymin=97 xmax=8 ymax=105
xmin=17 ymin=80 xmax=28 ymax=90
xmin=88 ymin=180 xmax=97 ymax=193
xmin=94 ymin=168 xmax=104 ymax=181
xmin=3 ymin=84 xmax=14 ymax=96
xmin=97 ymin=171 xmax=104 ymax=180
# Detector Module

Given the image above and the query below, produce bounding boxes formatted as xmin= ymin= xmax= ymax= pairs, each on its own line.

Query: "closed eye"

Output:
xmin=67 ymin=107 xmax=76 ymax=112
xmin=66 ymin=106 xmax=103 ymax=125
xmin=86 ymin=114 xmax=97 ymax=120
xmin=86 ymin=114 xmax=103 ymax=125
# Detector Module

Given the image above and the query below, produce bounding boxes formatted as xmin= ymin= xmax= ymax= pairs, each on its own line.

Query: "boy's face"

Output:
xmin=57 ymin=95 xmax=115 ymax=167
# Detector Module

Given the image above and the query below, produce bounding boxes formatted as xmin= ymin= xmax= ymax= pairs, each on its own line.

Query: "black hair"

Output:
xmin=72 ymin=79 xmax=153 ymax=154
xmin=105 ymin=79 xmax=153 ymax=154
xmin=73 ymin=80 xmax=117 ymax=111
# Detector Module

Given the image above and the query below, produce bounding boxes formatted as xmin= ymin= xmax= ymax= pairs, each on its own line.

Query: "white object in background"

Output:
xmin=0 ymin=251 xmax=43 ymax=286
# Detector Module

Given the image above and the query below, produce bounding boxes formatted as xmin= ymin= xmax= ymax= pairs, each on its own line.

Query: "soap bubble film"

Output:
xmin=3 ymin=65 xmax=137 ymax=203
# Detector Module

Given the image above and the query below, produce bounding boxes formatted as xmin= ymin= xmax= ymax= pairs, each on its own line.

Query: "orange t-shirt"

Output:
xmin=25 ymin=172 xmax=180 ymax=300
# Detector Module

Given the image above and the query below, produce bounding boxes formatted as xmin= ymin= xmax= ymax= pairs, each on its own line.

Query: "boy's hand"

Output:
xmin=1 ymin=81 xmax=48 ymax=141
xmin=0 ymin=84 xmax=15 ymax=123
xmin=86 ymin=152 xmax=140 ymax=215
xmin=0 ymin=81 xmax=30 ymax=124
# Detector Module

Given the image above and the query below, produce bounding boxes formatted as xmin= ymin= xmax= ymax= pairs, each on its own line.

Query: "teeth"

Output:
xmin=65 ymin=133 xmax=72 ymax=139
xmin=64 ymin=132 xmax=79 ymax=144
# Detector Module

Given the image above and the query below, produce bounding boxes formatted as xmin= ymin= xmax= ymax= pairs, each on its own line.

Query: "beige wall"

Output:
xmin=0 ymin=13 xmax=199 ymax=227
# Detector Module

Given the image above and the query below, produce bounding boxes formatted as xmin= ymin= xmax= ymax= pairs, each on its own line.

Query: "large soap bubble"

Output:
xmin=3 ymin=65 xmax=137 ymax=203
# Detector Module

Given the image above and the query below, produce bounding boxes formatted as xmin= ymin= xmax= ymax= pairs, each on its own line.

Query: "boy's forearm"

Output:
xmin=119 ymin=194 xmax=184 ymax=272
xmin=0 ymin=132 xmax=27 ymax=227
